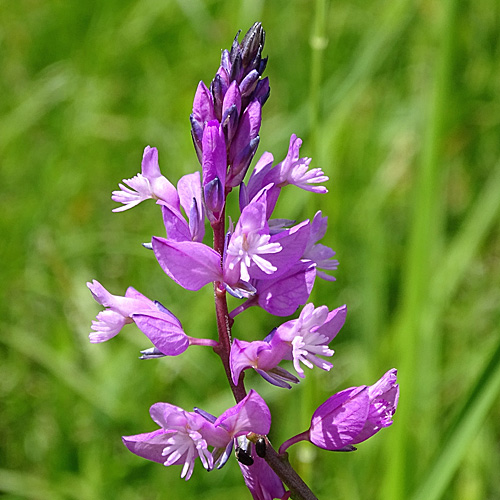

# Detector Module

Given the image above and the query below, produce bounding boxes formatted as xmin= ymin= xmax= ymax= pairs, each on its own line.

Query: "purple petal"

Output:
xmin=222 ymin=81 xmax=242 ymax=119
xmin=309 ymin=387 xmax=369 ymax=450
xmin=152 ymin=237 xmax=223 ymax=290
xmin=314 ymin=305 xmax=347 ymax=342
xmin=192 ymin=81 xmax=215 ymax=124
xmin=122 ymin=429 xmax=170 ymax=465
xmin=214 ymin=389 xmax=271 ymax=437
xmin=161 ymin=204 xmax=192 ymax=242
xmin=256 ymin=262 xmax=316 ymax=316
xmin=249 ymin=219 xmax=310 ymax=281
xmin=202 ymin=120 xmax=227 ymax=187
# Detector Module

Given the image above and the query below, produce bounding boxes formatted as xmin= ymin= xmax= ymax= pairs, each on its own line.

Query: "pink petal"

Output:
xmin=152 ymin=237 xmax=223 ymax=290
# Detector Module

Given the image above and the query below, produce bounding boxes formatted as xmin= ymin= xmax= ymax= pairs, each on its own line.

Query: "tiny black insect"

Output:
xmin=235 ymin=446 xmax=254 ymax=466
xmin=255 ymin=437 xmax=267 ymax=458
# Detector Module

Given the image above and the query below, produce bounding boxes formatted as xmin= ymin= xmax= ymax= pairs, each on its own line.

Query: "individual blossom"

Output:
xmin=122 ymin=403 xmax=221 ymax=480
xmin=230 ymin=336 xmax=298 ymax=389
xmin=274 ymin=303 xmax=347 ymax=378
xmin=87 ymin=280 xmax=158 ymax=342
xmin=240 ymin=134 xmax=329 ymax=219
xmin=112 ymin=146 xmax=179 ymax=211
xmin=230 ymin=303 xmax=346 ymax=386
xmin=270 ymin=134 xmax=328 ymax=193
xmin=123 ymin=390 xmax=271 ymax=480
xmin=279 ymin=369 xmax=399 ymax=453
xmin=87 ymin=280 xmax=214 ymax=355
xmin=225 ymin=200 xmax=282 ymax=283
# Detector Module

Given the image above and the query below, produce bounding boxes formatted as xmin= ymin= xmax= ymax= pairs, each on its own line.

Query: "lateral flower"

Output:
xmin=271 ymin=134 xmax=328 ymax=192
xmin=87 ymin=280 xmax=156 ymax=342
xmin=87 ymin=280 xmax=195 ymax=356
xmin=123 ymin=390 xmax=271 ymax=480
xmin=225 ymin=200 xmax=282 ymax=283
xmin=279 ymin=369 xmax=399 ymax=453
xmin=122 ymin=403 xmax=221 ymax=480
xmin=274 ymin=303 xmax=347 ymax=378
xmin=230 ymin=337 xmax=298 ymax=389
xmin=112 ymin=146 xmax=179 ymax=211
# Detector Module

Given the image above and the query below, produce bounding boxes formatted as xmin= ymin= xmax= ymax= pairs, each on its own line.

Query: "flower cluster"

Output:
xmin=87 ymin=23 xmax=398 ymax=499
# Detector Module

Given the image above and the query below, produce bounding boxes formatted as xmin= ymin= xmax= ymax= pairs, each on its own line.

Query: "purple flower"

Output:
xmin=87 ymin=280 xmax=194 ymax=356
xmin=271 ymin=135 xmax=328 ymax=193
xmin=279 ymin=369 xmax=399 ymax=453
xmin=112 ymin=146 xmax=179 ymax=211
xmin=230 ymin=337 xmax=298 ymax=388
xmin=230 ymin=303 xmax=346 ymax=386
xmin=122 ymin=404 xmax=221 ymax=480
xmin=274 ymin=303 xmax=346 ymax=378
xmin=87 ymin=280 xmax=157 ymax=342
xmin=241 ymin=135 xmax=329 ymax=218
xmin=225 ymin=200 xmax=282 ymax=283
xmin=123 ymin=390 xmax=271 ymax=480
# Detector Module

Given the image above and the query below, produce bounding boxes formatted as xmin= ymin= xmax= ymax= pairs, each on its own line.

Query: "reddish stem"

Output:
xmin=211 ymin=210 xmax=247 ymax=403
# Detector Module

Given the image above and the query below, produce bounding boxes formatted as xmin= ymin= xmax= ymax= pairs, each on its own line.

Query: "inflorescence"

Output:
xmin=87 ymin=23 xmax=399 ymax=500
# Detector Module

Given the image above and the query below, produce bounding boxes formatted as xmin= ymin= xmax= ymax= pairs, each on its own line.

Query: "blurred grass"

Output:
xmin=1 ymin=0 xmax=499 ymax=499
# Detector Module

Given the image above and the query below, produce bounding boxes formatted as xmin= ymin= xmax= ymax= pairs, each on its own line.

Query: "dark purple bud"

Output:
xmin=228 ymin=99 xmax=261 ymax=170
xmin=227 ymin=136 xmax=260 ymax=188
xmin=230 ymin=51 xmax=243 ymax=83
xmin=192 ymin=81 xmax=215 ymax=123
xmin=239 ymin=69 xmax=260 ymax=98
xmin=240 ymin=22 xmax=265 ymax=67
xmin=190 ymin=114 xmax=204 ymax=163
xmin=202 ymin=120 xmax=227 ymax=187
xmin=229 ymin=30 xmax=242 ymax=64
xmin=220 ymin=49 xmax=231 ymax=73
xmin=222 ymin=104 xmax=239 ymax=145
xmin=211 ymin=74 xmax=225 ymax=122
xmin=223 ymin=81 xmax=242 ymax=118
xmin=204 ymin=177 xmax=224 ymax=217
xmin=253 ymin=77 xmax=270 ymax=106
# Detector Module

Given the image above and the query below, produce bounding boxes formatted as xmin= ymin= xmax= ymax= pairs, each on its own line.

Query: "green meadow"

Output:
xmin=1 ymin=0 xmax=499 ymax=499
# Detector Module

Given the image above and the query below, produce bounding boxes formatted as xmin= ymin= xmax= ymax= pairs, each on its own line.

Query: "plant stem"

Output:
xmin=211 ymin=210 xmax=247 ymax=403
xmin=247 ymin=434 xmax=319 ymax=500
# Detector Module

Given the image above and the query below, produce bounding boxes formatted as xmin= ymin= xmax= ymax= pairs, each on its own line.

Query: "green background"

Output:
xmin=1 ymin=0 xmax=499 ymax=499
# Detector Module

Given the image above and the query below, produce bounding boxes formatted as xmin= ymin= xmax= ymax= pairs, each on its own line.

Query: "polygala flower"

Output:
xmin=86 ymin=22 xmax=399 ymax=500
xmin=112 ymin=146 xmax=179 ymax=211
xmin=279 ymin=369 xmax=399 ymax=453
xmin=123 ymin=390 xmax=271 ymax=479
